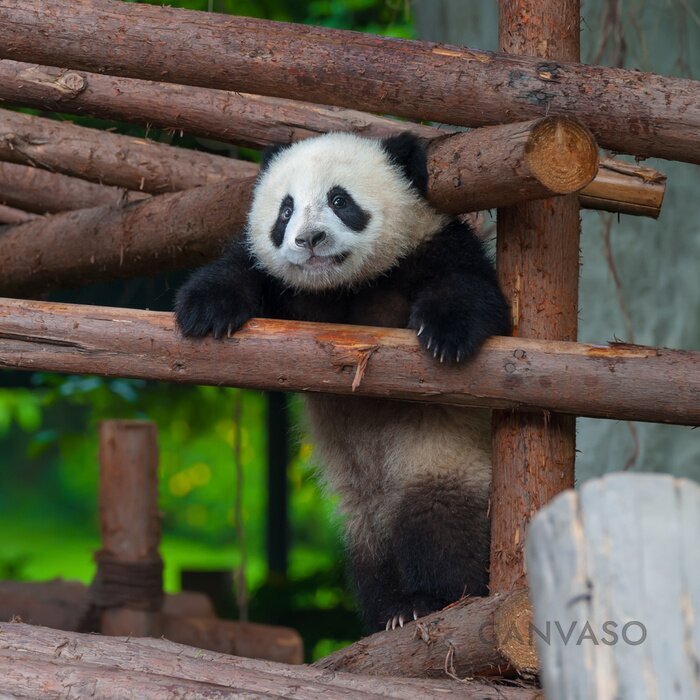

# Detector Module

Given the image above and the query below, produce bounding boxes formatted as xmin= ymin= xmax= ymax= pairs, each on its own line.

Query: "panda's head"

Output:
xmin=246 ymin=132 xmax=446 ymax=291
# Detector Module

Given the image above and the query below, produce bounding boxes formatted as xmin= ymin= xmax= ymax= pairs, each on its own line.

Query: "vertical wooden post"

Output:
xmin=96 ymin=420 xmax=163 ymax=636
xmin=490 ymin=0 xmax=580 ymax=593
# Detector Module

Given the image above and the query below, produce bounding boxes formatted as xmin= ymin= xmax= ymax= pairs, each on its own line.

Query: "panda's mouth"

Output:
xmin=302 ymin=251 xmax=350 ymax=268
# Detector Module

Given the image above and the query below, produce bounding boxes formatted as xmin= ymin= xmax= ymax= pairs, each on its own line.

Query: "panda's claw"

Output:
xmin=417 ymin=324 xmax=425 ymax=337
xmin=413 ymin=610 xmax=419 ymax=621
xmin=399 ymin=615 xmax=405 ymax=628
xmin=385 ymin=618 xmax=391 ymax=631
xmin=426 ymin=337 xmax=432 ymax=350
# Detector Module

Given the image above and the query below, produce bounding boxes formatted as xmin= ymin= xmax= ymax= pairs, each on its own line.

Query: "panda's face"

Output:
xmin=246 ymin=133 xmax=445 ymax=291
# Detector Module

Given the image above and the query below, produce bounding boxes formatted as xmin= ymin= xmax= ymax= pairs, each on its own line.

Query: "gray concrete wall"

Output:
xmin=415 ymin=0 xmax=700 ymax=481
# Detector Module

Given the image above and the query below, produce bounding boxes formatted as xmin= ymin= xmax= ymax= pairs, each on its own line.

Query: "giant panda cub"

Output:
xmin=175 ymin=132 xmax=510 ymax=631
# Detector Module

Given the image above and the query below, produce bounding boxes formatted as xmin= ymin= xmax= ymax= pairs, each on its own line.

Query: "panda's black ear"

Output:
xmin=381 ymin=132 xmax=429 ymax=198
xmin=260 ymin=143 xmax=292 ymax=173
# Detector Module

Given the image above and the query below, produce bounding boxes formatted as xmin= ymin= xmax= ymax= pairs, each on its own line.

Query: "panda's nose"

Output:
xmin=295 ymin=230 xmax=327 ymax=248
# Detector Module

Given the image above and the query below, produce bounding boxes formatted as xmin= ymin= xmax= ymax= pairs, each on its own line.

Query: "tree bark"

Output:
xmin=315 ymin=591 xmax=537 ymax=678
xmin=0 ymin=108 xmax=257 ymax=193
xmin=0 ymin=202 xmax=37 ymax=224
xmin=527 ymin=473 xmax=700 ymax=699
xmin=0 ymin=298 xmax=697 ymax=426
xmin=0 ymin=161 xmax=148 ymax=214
xmin=0 ymin=0 xmax=698 ymax=163
xmin=0 ymin=622 xmax=542 ymax=699
xmin=95 ymin=420 xmax=162 ymax=638
xmin=490 ymin=0 xmax=581 ymax=595
xmin=0 ymin=59 xmax=666 ymax=219
xmin=0 ymin=176 xmax=256 ymax=296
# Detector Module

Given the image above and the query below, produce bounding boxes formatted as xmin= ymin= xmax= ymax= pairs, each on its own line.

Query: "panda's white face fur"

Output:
xmin=246 ymin=132 xmax=446 ymax=291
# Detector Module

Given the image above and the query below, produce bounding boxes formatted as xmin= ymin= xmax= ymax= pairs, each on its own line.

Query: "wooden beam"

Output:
xmin=0 ymin=0 xmax=698 ymax=163
xmin=0 ymin=59 xmax=666 ymax=218
xmin=0 ymin=623 xmax=540 ymax=699
xmin=490 ymin=0 xmax=581 ymax=594
xmin=0 ymin=108 xmax=257 ymax=193
xmin=315 ymin=591 xmax=537 ymax=678
xmin=0 ymin=162 xmax=148 ymax=213
xmin=96 ymin=420 xmax=163 ymax=638
xmin=0 ymin=298 xmax=697 ymax=426
xmin=0 ymin=202 xmax=37 ymax=224
xmin=527 ymin=473 xmax=700 ymax=699
xmin=0 ymin=177 xmax=256 ymax=296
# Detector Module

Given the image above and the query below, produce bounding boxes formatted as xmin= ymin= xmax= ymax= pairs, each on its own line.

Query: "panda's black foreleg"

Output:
xmin=386 ymin=473 xmax=491 ymax=624
xmin=175 ymin=240 xmax=265 ymax=339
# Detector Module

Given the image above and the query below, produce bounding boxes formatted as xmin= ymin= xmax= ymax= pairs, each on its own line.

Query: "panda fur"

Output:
xmin=175 ymin=132 xmax=511 ymax=631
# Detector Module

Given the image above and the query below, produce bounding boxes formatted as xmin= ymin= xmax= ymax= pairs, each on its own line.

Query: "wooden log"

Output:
xmin=0 ymin=201 xmax=37 ymax=224
xmin=490 ymin=0 xmax=580 ymax=595
xmin=96 ymin=420 xmax=162 ymax=638
xmin=0 ymin=161 xmax=148 ymax=213
xmin=0 ymin=59 xmax=665 ymax=218
xmin=0 ymin=623 xmax=542 ymax=699
xmin=0 ymin=298 xmax=698 ymax=426
xmin=579 ymin=158 xmax=667 ymax=219
xmin=315 ymin=591 xmax=537 ymax=678
xmin=0 ymin=580 xmax=303 ymax=665
xmin=526 ymin=473 xmax=700 ymax=700
xmin=0 ymin=177 xmax=256 ymax=296
xmin=427 ymin=117 xmax=597 ymax=214
xmin=0 ymin=1 xmax=698 ymax=164
xmin=0 ymin=108 xmax=257 ymax=193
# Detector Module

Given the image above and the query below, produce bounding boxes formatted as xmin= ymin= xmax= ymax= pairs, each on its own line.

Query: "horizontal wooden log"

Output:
xmin=0 ymin=108 xmax=257 ymax=192
xmin=0 ymin=59 xmax=665 ymax=218
xmin=579 ymin=158 xmax=667 ymax=218
xmin=0 ymin=623 xmax=540 ymax=699
xmin=0 ymin=298 xmax=697 ymax=426
xmin=0 ymin=161 xmax=148 ymax=213
xmin=0 ymin=201 xmax=37 ymax=224
xmin=0 ymin=177 xmax=256 ymax=295
xmin=315 ymin=591 xmax=537 ymax=678
xmin=1 ymin=1 xmax=698 ymax=163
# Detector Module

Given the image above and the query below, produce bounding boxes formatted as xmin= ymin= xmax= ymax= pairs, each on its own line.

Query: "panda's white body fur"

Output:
xmin=176 ymin=131 xmax=510 ymax=630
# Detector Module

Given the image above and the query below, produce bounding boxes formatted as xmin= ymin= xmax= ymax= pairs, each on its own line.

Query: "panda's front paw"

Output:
xmin=409 ymin=298 xmax=489 ymax=364
xmin=175 ymin=285 xmax=254 ymax=340
xmin=382 ymin=595 xmax=444 ymax=631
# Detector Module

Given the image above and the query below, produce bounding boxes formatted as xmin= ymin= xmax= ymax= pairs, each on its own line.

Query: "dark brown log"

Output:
xmin=0 ymin=581 xmax=303 ymax=665
xmin=0 ymin=161 xmax=149 ymax=213
xmin=315 ymin=591 xmax=537 ymax=678
xmin=0 ymin=59 xmax=665 ymax=219
xmin=0 ymin=201 xmax=37 ymax=223
xmin=0 ymin=59 xmax=439 ymax=149
xmin=0 ymin=176 xmax=256 ymax=296
xmin=0 ymin=298 xmax=697 ymax=426
xmin=490 ymin=0 xmax=580 ymax=594
xmin=0 ymin=1 xmax=698 ymax=163
xmin=97 ymin=420 xmax=162 ymax=638
xmin=0 ymin=108 xmax=257 ymax=193
xmin=0 ymin=623 xmax=541 ymax=699
xmin=579 ymin=158 xmax=666 ymax=218
xmin=428 ymin=117 xmax=597 ymax=214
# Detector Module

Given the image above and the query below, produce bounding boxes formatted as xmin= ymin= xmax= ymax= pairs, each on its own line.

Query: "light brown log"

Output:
xmin=0 ymin=580 xmax=303 ymax=665
xmin=0 ymin=298 xmax=697 ymax=426
xmin=0 ymin=623 xmax=542 ymax=699
xmin=0 ymin=161 xmax=149 ymax=213
xmin=491 ymin=0 xmax=581 ymax=594
xmin=315 ymin=591 xmax=537 ymax=678
xmin=428 ymin=117 xmax=597 ymax=214
xmin=0 ymin=59 xmax=664 ymax=218
xmin=579 ymin=158 xmax=666 ymax=218
xmin=0 ymin=1 xmax=698 ymax=164
xmin=0 ymin=201 xmax=37 ymax=224
xmin=0 ymin=108 xmax=257 ymax=193
xmin=0 ymin=176 xmax=256 ymax=297
xmin=97 ymin=420 xmax=162 ymax=638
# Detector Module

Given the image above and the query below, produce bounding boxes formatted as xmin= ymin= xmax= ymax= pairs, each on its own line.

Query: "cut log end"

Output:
xmin=526 ymin=117 xmax=598 ymax=194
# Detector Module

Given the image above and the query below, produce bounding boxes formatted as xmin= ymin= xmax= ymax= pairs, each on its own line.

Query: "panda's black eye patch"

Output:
xmin=271 ymin=195 xmax=294 ymax=248
xmin=328 ymin=186 xmax=371 ymax=232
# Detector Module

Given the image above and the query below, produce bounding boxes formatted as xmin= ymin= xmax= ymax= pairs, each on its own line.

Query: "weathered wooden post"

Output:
xmin=93 ymin=420 xmax=163 ymax=637
xmin=490 ymin=0 xmax=582 ymax=593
